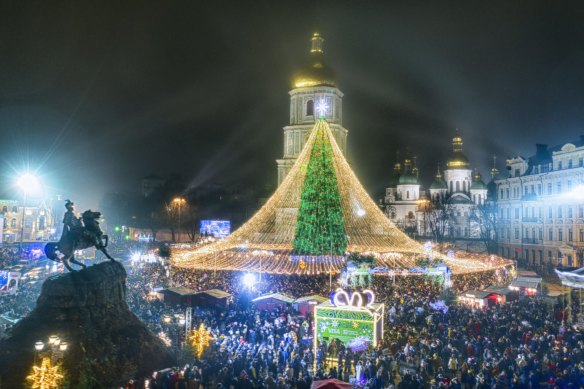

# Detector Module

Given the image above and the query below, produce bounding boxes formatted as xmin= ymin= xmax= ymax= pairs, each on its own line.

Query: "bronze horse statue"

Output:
xmin=45 ymin=210 xmax=115 ymax=271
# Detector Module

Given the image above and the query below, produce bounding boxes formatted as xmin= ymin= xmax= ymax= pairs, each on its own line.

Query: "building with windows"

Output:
xmin=276 ymin=32 xmax=348 ymax=185
xmin=495 ymin=136 xmax=584 ymax=267
xmin=382 ymin=155 xmax=421 ymax=233
xmin=382 ymin=134 xmax=491 ymax=242
xmin=0 ymin=199 xmax=56 ymax=243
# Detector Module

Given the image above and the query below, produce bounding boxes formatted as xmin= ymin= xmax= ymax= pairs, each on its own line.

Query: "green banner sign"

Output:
xmin=315 ymin=307 xmax=375 ymax=344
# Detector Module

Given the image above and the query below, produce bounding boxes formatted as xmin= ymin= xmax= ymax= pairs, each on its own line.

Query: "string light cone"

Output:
xmin=172 ymin=119 xmax=512 ymax=275
xmin=190 ymin=323 xmax=212 ymax=358
xmin=26 ymin=357 xmax=63 ymax=389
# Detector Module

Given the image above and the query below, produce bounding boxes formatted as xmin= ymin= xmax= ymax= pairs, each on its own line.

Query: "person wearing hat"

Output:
xmin=63 ymin=200 xmax=83 ymax=242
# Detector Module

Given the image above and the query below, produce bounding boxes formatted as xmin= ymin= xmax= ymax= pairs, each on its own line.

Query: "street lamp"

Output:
xmin=172 ymin=197 xmax=186 ymax=242
xmin=29 ymin=335 xmax=68 ymax=389
xmin=417 ymin=197 xmax=430 ymax=238
xmin=16 ymin=172 xmax=41 ymax=247
xmin=48 ymin=335 xmax=60 ymax=346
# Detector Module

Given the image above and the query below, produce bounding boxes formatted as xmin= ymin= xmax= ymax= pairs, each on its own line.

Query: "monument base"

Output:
xmin=0 ymin=261 xmax=173 ymax=388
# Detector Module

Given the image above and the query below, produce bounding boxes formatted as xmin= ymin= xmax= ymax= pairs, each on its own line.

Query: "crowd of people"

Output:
xmin=2 ymin=243 xmax=584 ymax=388
xmin=139 ymin=266 xmax=583 ymax=389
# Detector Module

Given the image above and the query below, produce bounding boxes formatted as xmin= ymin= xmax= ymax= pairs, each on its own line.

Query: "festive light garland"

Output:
xmin=26 ymin=357 xmax=63 ymax=389
xmin=171 ymin=119 xmax=513 ymax=275
xmin=190 ymin=323 xmax=212 ymax=358
xmin=293 ymin=122 xmax=347 ymax=256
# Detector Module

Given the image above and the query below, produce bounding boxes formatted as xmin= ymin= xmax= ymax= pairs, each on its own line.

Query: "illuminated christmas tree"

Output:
xmin=171 ymin=119 xmax=512 ymax=275
xmin=293 ymin=120 xmax=346 ymax=256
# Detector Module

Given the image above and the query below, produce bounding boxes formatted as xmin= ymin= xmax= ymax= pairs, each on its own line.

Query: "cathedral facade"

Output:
xmin=276 ymin=33 xmax=348 ymax=185
xmin=382 ymin=135 xmax=492 ymax=244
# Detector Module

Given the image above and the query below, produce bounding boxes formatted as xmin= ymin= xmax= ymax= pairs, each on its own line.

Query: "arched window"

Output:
xmin=10 ymin=218 xmax=16 ymax=228
xmin=406 ymin=190 xmax=410 ymax=199
xmin=2 ymin=206 xmax=6 ymax=213
xmin=456 ymin=181 xmax=460 ymax=192
xmin=3 ymin=218 xmax=6 ymax=229
xmin=306 ymin=100 xmax=314 ymax=116
xmin=390 ymin=212 xmax=396 ymax=219
xmin=449 ymin=181 xmax=453 ymax=193
xmin=39 ymin=216 xmax=46 ymax=230
xmin=11 ymin=206 xmax=17 ymax=212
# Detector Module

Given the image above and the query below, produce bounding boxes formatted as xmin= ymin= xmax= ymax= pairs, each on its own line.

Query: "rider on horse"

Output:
xmin=63 ymin=200 xmax=84 ymax=243
xmin=45 ymin=200 xmax=115 ymax=271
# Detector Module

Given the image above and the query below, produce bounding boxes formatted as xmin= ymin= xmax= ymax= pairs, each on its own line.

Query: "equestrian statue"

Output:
xmin=44 ymin=200 xmax=115 ymax=271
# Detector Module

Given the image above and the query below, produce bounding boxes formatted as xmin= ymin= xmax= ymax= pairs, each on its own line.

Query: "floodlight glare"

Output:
xmin=16 ymin=172 xmax=41 ymax=195
xmin=243 ymin=273 xmax=256 ymax=288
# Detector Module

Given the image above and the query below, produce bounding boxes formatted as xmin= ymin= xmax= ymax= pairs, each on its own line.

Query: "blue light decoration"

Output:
xmin=329 ymin=288 xmax=375 ymax=308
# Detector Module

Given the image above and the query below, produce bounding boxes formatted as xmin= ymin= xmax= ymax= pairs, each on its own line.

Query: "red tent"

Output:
xmin=311 ymin=379 xmax=352 ymax=389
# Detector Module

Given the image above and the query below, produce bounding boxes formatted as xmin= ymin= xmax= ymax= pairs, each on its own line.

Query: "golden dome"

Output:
xmin=292 ymin=33 xmax=337 ymax=89
xmin=446 ymin=133 xmax=469 ymax=169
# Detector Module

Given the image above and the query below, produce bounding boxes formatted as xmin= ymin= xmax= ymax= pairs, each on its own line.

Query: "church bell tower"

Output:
xmin=276 ymin=33 xmax=348 ymax=185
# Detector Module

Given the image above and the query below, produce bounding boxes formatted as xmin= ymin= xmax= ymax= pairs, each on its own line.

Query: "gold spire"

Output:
xmin=473 ymin=168 xmax=481 ymax=181
xmin=412 ymin=156 xmax=419 ymax=177
xmin=292 ymin=32 xmax=336 ymax=89
xmin=393 ymin=151 xmax=401 ymax=172
xmin=435 ymin=164 xmax=443 ymax=180
xmin=310 ymin=32 xmax=324 ymax=53
xmin=452 ymin=131 xmax=463 ymax=153
xmin=490 ymin=155 xmax=499 ymax=179
xmin=446 ymin=130 xmax=469 ymax=169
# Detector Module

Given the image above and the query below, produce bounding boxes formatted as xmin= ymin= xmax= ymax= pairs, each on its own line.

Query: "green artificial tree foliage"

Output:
xmin=293 ymin=120 xmax=347 ymax=256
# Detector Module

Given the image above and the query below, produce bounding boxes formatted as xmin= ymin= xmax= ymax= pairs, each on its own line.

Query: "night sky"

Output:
xmin=2 ymin=2 xmax=584 ymax=209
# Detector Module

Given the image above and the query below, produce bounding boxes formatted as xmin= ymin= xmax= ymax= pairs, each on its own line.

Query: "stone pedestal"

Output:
xmin=0 ymin=261 xmax=173 ymax=388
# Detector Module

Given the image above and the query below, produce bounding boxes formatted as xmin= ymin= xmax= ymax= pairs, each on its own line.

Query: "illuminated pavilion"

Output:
xmin=171 ymin=119 xmax=512 ymax=275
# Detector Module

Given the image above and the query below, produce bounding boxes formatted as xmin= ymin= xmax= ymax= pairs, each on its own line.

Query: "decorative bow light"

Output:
xmin=330 ymin=288 xmax=375 ymax=308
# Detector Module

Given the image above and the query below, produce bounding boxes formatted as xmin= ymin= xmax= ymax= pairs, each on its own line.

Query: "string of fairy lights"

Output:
xmin=293 ymin=122 xmax=347 ymax=256
xmin=171 ymin=119 xmax=513 ymax=275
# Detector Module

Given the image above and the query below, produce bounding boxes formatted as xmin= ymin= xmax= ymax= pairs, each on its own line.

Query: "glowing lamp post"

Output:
xmin=16 ymin=172 xmax=41 ymax=247
xmin=417 ymin=198 xmax=430 ymax=238
xmin=172 ymin=197 xmax=186 ymax=242
xmin=29 ymin=335 xmax=68 ymax=389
